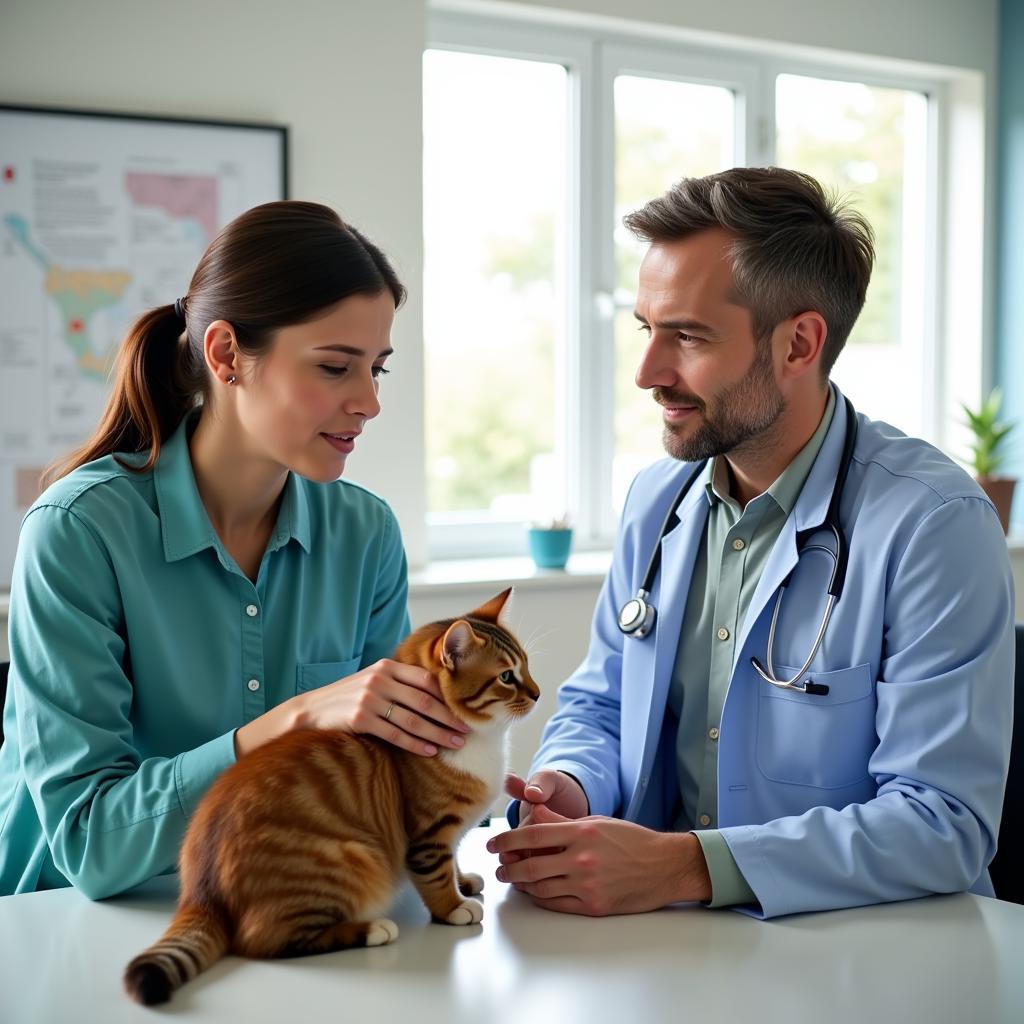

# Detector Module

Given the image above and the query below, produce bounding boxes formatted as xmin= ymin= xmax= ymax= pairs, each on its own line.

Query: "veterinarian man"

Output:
xmin=491 ymin=167 xmax=1015 ymax=919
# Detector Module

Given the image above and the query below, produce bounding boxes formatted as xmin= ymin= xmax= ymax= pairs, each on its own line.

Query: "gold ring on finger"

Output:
xmin=384 ymin=701 xmax=396 ymax=722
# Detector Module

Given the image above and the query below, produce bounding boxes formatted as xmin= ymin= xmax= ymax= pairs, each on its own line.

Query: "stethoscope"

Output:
xmin=617 ymin=395 xmax=858 ymax=698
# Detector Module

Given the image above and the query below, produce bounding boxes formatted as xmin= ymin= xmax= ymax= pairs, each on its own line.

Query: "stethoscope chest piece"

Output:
xmin=618 ymin=592 xmax=656 ymax=638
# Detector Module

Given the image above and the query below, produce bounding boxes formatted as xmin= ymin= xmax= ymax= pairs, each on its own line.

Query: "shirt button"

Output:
xmin=699 ymin=814 xmax=712 ymax=826
xmin=247 ymin=678 xmax=261 ymax=691
xmin=708 ymin=727 xmax=720 ymax=741
xmin=245 ymin=604 xmax=259 ymax=617
xmin=732 ymin=538 xmax=746 ymax=550
xmin=717 ymin=627 xmax=730 ymax=641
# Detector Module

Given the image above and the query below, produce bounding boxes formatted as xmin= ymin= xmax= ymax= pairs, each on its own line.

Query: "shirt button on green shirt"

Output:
xmin=669 ymin=388 xmax=836 ymax=907
xmin=0 ymin=413 xmax=411 ymax=898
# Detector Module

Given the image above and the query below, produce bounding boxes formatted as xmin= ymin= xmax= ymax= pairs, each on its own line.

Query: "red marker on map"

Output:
xmin=69 ymin=319 xmax=85 ymax=333
xmin=2 ymin=166 xmax=14 ymax=182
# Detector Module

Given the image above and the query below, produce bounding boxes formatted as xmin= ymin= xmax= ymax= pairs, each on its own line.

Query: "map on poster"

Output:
xmin=0 ymin=106 xmax=286 ymax=586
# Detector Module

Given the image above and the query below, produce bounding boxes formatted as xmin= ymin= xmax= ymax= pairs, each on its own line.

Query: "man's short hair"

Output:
xmin=623 ymin=167 xmax=875 ymax=377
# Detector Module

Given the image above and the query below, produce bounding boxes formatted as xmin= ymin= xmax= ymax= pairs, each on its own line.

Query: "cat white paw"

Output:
xmin=445 ymin=899 xmax=484 ymax=926
xmin=460 ymin=872 xmax=485 ymax=895
xmin=366 ymin=918 xmax=400 ymax=946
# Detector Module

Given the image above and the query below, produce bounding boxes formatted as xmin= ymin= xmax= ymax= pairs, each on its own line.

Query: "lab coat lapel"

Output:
xmin=622 ymin=462 xmax=712 ymax=816
xmin=735 ymin=518 xmax=800 ymax=665
xmin=734 ymin=388 xmax=852 ymax=664
xmin=650 ymin=467 xmax=713 ymax=725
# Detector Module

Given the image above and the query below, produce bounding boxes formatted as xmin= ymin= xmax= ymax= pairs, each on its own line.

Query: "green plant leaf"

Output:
xmin=961 ymin=387 xmax=1017 ymax=477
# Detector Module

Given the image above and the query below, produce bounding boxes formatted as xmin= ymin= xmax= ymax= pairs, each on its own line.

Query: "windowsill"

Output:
xmin=408 ymin=550 xmax=612 ymax=596
xmin=412 ymin=529 xmax=1024 ymax=592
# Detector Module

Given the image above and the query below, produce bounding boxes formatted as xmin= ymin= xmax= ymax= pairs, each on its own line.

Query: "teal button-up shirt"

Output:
xmin=0 ymin=413 xmax=410 ymax=898
xmin=670 ymin=388 xmax=835 ymax=906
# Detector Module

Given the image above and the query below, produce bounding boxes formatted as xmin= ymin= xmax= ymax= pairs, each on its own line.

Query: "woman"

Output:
xmin=0 ymin=201 xmax=468 ymax=898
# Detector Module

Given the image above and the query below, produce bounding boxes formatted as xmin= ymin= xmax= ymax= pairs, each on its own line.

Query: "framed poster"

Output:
xmin=0 ymin=104 xmax=288 ymax=586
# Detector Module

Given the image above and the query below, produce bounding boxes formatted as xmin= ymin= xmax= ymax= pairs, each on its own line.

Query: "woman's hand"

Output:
xmin=234 ymin=659 xmax=470 ymax=758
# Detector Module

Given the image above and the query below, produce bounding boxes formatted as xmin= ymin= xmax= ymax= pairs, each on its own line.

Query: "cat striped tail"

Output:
xmin=123 ymin=902 xmax=230 ymax=1006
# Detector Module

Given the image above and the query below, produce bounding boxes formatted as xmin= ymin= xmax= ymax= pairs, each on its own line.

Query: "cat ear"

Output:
xmin=440 ymin=619 xmax=479 ymax=669
xmin=468 ymin=586 xmax=514 ymax=626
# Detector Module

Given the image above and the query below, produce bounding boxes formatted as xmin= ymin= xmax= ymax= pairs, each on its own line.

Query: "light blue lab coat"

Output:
xmin=521 ymin=389 xmax=1015 ymax=918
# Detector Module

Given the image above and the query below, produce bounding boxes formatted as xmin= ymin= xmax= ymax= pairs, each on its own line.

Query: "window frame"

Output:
xmin=425 ymin=8 xmax=964 ymax=561
xmin=765 ymin=56 xmax=946 ymax=441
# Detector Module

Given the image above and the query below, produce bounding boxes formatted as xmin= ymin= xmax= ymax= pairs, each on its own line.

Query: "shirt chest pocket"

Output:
xmin=755 ymin=663 xmax=876 ymax=790
xmin=296 ymin=657 xmax=363 ymax=694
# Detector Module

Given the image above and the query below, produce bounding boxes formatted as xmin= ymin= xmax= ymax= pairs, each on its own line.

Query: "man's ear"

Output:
xmin=778 ymin=311 xmax=827 ymax=381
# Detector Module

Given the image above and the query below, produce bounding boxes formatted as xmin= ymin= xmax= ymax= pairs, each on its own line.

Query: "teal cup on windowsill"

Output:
xmin=528 ymin=527 xmax=573 ymax=570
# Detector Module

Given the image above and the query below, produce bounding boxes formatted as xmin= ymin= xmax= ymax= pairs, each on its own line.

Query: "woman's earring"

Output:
xmin=226 ymin=374 xmax=237 ymax=385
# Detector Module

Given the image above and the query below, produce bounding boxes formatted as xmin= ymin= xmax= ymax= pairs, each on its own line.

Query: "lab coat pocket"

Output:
xmin=296 ymin=657 xmax=363 ymax=694
xmin=755 ymin=662 xmax=875 ymax=789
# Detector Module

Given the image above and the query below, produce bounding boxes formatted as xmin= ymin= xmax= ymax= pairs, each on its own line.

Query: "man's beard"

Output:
xmin=655 ymin=343 xmax=784 ymax=462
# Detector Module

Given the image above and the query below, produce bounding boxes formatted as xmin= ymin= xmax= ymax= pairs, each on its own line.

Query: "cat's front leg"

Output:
xmin=406 ymin=841 xmax=483 ymax=925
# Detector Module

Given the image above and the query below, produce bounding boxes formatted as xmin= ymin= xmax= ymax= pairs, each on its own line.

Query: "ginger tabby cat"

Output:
xmin=124 ymin=588 xmax=538 ymax=1005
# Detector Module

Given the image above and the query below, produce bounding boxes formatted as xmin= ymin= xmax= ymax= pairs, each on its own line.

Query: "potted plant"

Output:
xmin=962 ymin=387 xmax=1018 ymax=534
xmin=527 ymin=514 xmax=573 ymax=570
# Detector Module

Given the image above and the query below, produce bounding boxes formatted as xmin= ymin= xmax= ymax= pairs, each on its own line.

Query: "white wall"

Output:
xmin=0 ymin=0 xmax=428 ymax=563
xmin=491 ymin=0 xmax=998 ymax=71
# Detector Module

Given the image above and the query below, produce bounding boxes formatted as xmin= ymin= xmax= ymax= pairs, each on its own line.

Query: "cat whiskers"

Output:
xmin=523 ymin=625 xmax=557 ymax=660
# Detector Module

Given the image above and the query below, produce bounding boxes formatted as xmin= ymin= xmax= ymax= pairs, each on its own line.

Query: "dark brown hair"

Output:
xmin=623 ymin=167 xmax=874 ymax=377
xmin=46 ymin=201 xmax=405 ymax=484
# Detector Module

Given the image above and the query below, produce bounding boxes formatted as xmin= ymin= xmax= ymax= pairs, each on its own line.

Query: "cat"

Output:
xmin=124 ymin=587 xmax=538 ymax=1006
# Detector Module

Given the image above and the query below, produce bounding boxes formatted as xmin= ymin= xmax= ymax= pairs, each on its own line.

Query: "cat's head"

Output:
xmin=403 ymin=588 xmax=540 ymax=727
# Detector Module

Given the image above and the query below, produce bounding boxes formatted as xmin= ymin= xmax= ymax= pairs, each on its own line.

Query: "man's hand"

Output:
xmin=487 ymin=805 xmax=712 ymax=916
xmin=505 ymin=770 xmax=589 ymax=825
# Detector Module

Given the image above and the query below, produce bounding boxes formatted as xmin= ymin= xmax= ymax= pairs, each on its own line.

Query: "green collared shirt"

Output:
xmin=0 ymin=413 xmax=409 ymax=898
xmin=670 ymin=388 xmax=835 ymax=907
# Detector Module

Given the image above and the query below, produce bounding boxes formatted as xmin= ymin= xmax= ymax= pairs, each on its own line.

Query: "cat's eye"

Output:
xmin=499 ymin=670 xmax=514 ymax=683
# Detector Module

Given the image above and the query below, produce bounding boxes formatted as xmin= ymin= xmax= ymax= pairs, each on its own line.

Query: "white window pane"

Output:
xmin=776 ymin=74 xmax=929 ymax=435
xmin=613 ymin=307 xmax=667 ymax=507
xmin=423 ymin=50 xmax=568 ymax=525
xmin=612 ymin=75 xmax=735 ymax=511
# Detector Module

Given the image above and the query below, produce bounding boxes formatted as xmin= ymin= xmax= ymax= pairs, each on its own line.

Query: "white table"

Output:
xmin=2 ymin=823 xmax=1023 ymax=1023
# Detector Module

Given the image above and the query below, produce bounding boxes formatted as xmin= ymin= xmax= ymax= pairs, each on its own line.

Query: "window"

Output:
xmin=424 ymin=12 xmax=968 ymax=559
xmin=612 ymin=74 xmax=737 ymax=512
xmin=423 ymin=50 xmax=569 ymax=534
xmin=775 ymin=73 xmax=930 ymax=433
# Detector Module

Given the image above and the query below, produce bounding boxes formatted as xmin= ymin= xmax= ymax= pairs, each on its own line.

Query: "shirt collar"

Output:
xmin=704 ymin=385 xmax=836 ymax=516
xmin=154 ymin=412 xmax=312 ymax=563
xmin=269 ymin=471 xmax=312 ymax=555
xmin=705 ymin=458 xmax=733 ymax=508
xmin=766 ymin=385 xmax=836 ymax=516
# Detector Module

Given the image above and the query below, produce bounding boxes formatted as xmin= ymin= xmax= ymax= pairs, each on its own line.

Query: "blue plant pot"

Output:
xmin=528 ymin=527 xmax=573 ymax=570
